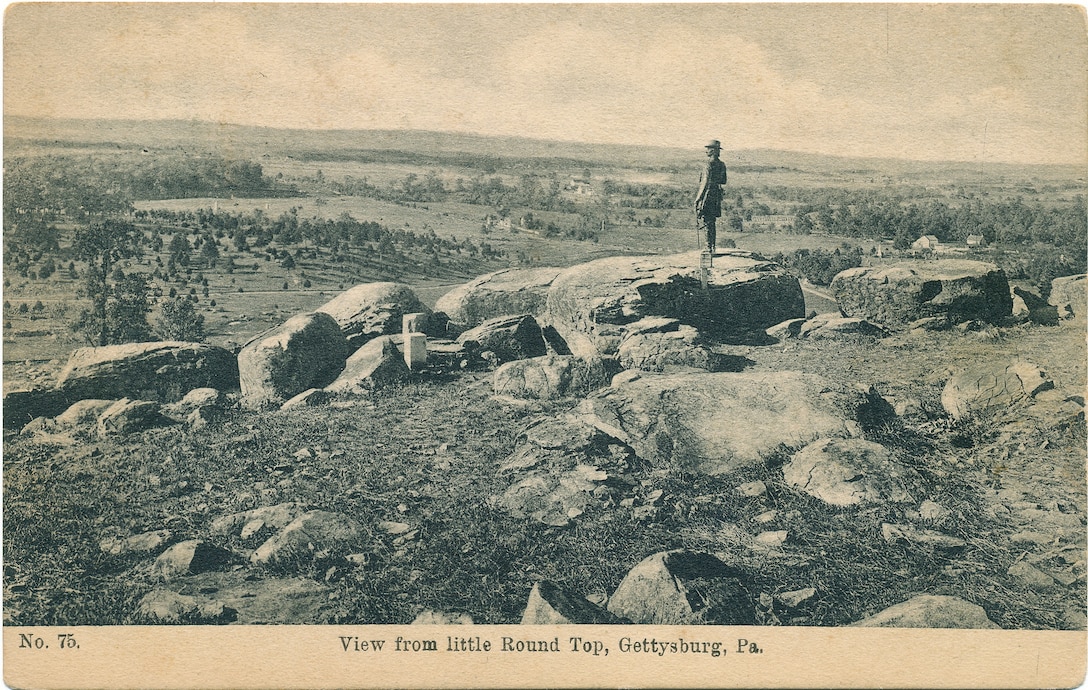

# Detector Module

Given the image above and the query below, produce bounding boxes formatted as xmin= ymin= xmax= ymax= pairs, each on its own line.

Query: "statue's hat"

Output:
xmin=705 ymin=139 xmax=721 ymax=150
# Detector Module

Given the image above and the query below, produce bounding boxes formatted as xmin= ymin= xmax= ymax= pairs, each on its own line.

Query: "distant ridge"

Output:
xmin=5 ymin=116 xmax=1083 ymax=179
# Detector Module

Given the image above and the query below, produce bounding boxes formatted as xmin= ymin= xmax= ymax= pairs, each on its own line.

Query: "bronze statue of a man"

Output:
xmin=694 ymin=139 xmax=727 ymax=253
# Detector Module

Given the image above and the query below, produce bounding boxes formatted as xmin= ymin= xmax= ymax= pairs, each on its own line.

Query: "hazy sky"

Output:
xmin=5 ymin=3 xmax=1086 ymax=165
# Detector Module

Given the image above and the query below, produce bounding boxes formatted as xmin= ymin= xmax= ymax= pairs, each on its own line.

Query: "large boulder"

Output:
xmin=941 ymin=360 xmax=1053 ymax=421
xmin=437 ymin=267 xmax=564 ymax=328
xmin=97 ymin=398 xmax=168 ymax=437
xmin=606 ymin=550 xmax=757 ymax=625
xmin=851 ymin=595 xmax=1000 ymax=629
xmin=1048 ymin=274 xmax=1086 ymax=319
xmin=324 ymin=336 xmax=410 ymax=394
xmin=618 ymin=326 xmax=729 ymax=372
xmin=579 ymin=371 xmax=851 ymax=475
xmin=456 ymin=314 xmax=547 ymax=364
xmin=153 ymin=540 xmax=235 ymax=581
xmin=782 ymin=438 xmax=918 ymax=507
xmin=237 ymin=312 xmax=349 ymax=406
xmin=53 ymin=341 xmax=239 ymax=404
xmin=544 ymin=251 xmax=804 ymax=359
xmin=830 ymin=260 xmax=1012 ymax=330
xmin=492 ymin=355 xmax=614 ymax=400
xmin=316 ymin=282 xmax=430 ymax=349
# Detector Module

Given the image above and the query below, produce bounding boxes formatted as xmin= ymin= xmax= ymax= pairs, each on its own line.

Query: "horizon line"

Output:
xmin=6 ymin=114 xmax=1085 ymax=171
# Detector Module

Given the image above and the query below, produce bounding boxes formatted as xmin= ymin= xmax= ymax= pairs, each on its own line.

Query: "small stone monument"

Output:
xmin=699 ymin=250 xmax=713 ymax=289
xmin=402 ymin=313 xmax=427 ymax=370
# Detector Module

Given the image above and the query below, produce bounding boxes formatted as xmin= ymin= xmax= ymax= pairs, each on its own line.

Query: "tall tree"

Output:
xmin=73 ymin=220 xmax=144 ymax=346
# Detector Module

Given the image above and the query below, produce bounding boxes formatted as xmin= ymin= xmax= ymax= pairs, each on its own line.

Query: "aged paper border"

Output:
xmin=3 ymin=2 xmax=1087 ymax=689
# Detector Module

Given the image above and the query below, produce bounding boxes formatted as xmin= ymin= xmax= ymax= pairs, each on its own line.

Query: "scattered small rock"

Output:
xmin=736 ymin=480 xmax=767 ymax=497
xmin=520 ymin=581 xmax=623 ymax=624
xmin=851 ymin=594 xmax=999 ymax=628
xmin=412 ymin=610 xmax=475 ymax=625
xmin=606 ymin=550 xmax=756 ymax=625
xmin=1007 ymin=561 xmax=1057 ymax=590
xmin=881 ymin=523 xmax=966 ymax=551
xmin=776 ymin=587 xmax=816 ymax=608
xmin=153 ymin=540 xmax=235 ymax=581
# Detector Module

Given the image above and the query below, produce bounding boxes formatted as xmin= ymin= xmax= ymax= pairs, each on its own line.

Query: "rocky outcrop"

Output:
xmin=237 ymin=312 xmax=349 ymax=406
xmin=831 ymin=260 xmax=1012 ymax=330
xmin=782 ymin=438 xmax=917 ymax=507
xmin=521 ymin=581 xmax=624 ymax=624
xmin=137 ymin=589 xmax=236 ymax=623
xmin=494 ymin=414 xmax=644 ymax=526
xmin=941 ymin=360 xmax=1053 ymax=420
xmin=209 ymin=503 xmax=308 ymax=540
xmin=456 ymin=314 xmax=547 ymax=364
xmin=53 ymin=341 xmax=239 ymax=403
xmin=436 ymin=267 xmax=564 ymax=328
xmin=544 ymin=251 xmax=804 ymax=359
xmin=579 ymin=371 xmax=851 ymax=475
xmin=1048 ymin=274 xmax=1086 ymax=319
xmin=250 ymin=511 xmax=370 ymax=566
xmin=606 ymin=550 xmax=757 ymax=625
xmin=317 ymin=282 xmax=431 ymax=349
xmin=324 ymin=336 xmax=410 ymax=394
xmin=492 ymin=355 xmax=614 ymax=400
xmin=851 ymin=595 xmax=1000 ymax=629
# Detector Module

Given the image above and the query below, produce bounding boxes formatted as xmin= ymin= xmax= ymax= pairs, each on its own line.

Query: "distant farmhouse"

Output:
xmin=966 ymin=234 xmax=987 ymax=248
xmin=749 ymin=214 xmax=794 ymax=230
xmin=912 ymin=235 xmax=940 ymax=250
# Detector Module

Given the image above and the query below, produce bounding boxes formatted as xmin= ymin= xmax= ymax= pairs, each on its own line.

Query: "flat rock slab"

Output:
xmin=238 ymin=312 xmax=349 ymax=406
xmin=140 ymin=571 xmax=331 ymax=624
xmin=436 ymin=267 xmax=565 ymax=328
xmin=606 ymin=550 xmax=757 ymax=625
xmin=831 ymin=260 xmax=1012 ymax=330
xmin=544 ymin=250 xmax=804 ymax=358
xmin=317 ymin=282 xmax=431 ymax=349
xmin=580 ymin=371 xmax=851 ymax=475
xmin=942 ymin=360 xmax=1053 ymax=420
xmin=851 ymin=594 xmax=1000 ymax=628
xmin=783 ymin=438 xmax=917 ymax=507
xmin=54 ymin=341 xmax=239 ymax=403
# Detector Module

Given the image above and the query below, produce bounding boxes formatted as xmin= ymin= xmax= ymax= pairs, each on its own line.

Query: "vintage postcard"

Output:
xmin=3 ymin=3 xmax=1086 ymax=688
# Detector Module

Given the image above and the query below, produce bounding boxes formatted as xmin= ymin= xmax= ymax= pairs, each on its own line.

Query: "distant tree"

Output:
xmin=168 ymin=233 xmax=192 ymax=267
xmin=72 ymin=220 xmax=143 ymax=346
xmin=156 ymin=296 xmax=205 ymax=342
xmin=199 ymin=235 xmax=220 ymax=267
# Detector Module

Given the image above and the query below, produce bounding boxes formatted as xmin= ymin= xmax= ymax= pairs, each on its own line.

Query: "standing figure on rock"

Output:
xmin=694 ymin=139 xmax=728 ymax=254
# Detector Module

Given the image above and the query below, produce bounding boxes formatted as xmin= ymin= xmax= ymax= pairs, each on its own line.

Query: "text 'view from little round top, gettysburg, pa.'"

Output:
xmin=3 ymin=114 xmax=1085 ymax=630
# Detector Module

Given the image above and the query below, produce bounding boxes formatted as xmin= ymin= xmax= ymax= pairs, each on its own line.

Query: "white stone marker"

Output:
xmin=402 ymin=312 xmax=427 ymax=369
